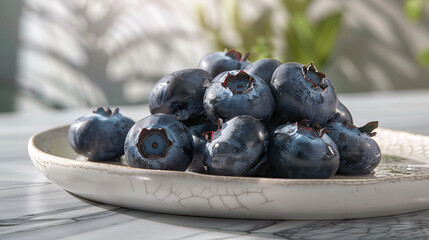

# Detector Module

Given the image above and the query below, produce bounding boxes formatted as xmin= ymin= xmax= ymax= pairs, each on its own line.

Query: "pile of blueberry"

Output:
xmin=68 ymin=50 xmax=381 ymax=179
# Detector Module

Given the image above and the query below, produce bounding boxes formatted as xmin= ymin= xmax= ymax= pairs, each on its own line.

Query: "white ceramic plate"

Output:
xmin=28 ymin=126 xmax=429 ymax=220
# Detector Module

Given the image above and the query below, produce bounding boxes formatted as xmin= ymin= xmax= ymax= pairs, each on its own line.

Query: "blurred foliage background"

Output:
xmin=404 ymin=0 xmax=429 ymax=68
xmin=0 ymin=0 xmax=429 ymax=112
xmin=198 ymin=0 xmax=342 ymax=69
xmin=199 ymin=0 xmax=429 ymax=72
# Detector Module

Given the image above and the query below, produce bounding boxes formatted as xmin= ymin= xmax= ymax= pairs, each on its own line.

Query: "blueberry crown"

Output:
xmin=296 ymin=119 xmax=329 ymax=138
xmin=225 ymin=49 xmax=249 ymax=62
xmin=137 ymin=128 xmax=172 ymax=159
xmin=202 ymin=119 xmax=223 ymax=142
xmin=301 ymin=62 xmax=329 ymax=90
xmin=221 ymin=71 xmax=255 ymax=94
xmin=93 ymin=107 xmax=121 ymax=117
xmin=342 ymin=121 xmax=378 ymax=137
xmin=357 ymin=121 xmax=378 ymax=137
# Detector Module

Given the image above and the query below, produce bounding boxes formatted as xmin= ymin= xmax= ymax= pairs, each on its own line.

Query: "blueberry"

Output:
xmin=327 ymin=121 xmax=381 ymax=175
xmin=149 ymin=69 xmax=213 ymax=126
xmin=186 ymin=135 xmax=206 ymax=173
xmin=267 ymin=120 xmax=340 ymax=179
xmin=68 ymin=107 xmax=135 ymax=161
xmin=244 ymin=58 xmax=281 ymax=84
xmin=203 ymin=115 xmax=268 ymax=176
xmin=327 ymin=100 xmax=353 ymax=124
xmin=186 ymin=121 xmax=220 ymax=173
xmin=124 ymin=113 xmax=194 ymax=171
xmin=271 ymin=62 xmax=338 ymax=124
xmin=203 ymin=70 xmax=275 ymax=123
xmin=188 ymin=122 xmax=218 ymax=140
xmin=265 ymin=111 xmax=290 ymax=134
xmin=198 ymin=49 xmax=251 ymax=77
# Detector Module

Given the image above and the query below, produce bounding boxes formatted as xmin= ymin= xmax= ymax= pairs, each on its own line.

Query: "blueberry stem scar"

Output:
xmin=202 ymin=119 xmax=223 ymax=142
xmin=301 ymin=62 xmax=328 ymax=90
xmin=225 ymin=49 xmax=249 ymax=62
xmin=137 ymin=128 xmax=172 ymax=159
xmin=221 ymin=70 xmax=255 ymax=94
xmin=296 ymin=119 xmax=329 ymax=138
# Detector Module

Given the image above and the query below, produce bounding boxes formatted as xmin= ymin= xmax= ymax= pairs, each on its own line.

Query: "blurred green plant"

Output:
xmin=197 ymin=0 xmax=275 ymax=61
xmin=196 ymin=0 xmax=343 ymax=69
xmin=404 ymin=0 xmax=426 ymax=22
xmin=418 ymin=49 xmax=429 ymax=68
xmin=403 ymin=0 xmax=429 ymax=68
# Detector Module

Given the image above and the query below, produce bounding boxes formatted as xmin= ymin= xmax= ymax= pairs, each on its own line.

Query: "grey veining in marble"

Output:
xmin=2 ymin=91 xmax=429 ymax=240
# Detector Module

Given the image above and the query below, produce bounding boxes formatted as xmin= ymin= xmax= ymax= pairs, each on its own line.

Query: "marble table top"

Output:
xmin=2 ymin=90 xmax=429 ymax=240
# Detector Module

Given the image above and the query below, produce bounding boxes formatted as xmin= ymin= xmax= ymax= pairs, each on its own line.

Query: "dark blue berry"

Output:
xmin=198 ymin=49 xmax=251 ymax=77
xmin=124 ymin=113 xmax=194 ymax=171
xmin=203 ymin=115 xmax=268 ymax=176
xmin=267 ymin=120 xmax=340 ymax=179
xmin=186 ymin=122 xmax=219 ymax=173
xmin=271 ymin=62 xmax=338 ymax=124
xmin=266 ymin=111 xmax=290 ymax=134
xmin=327 ymin=100 xmax=353 ymax=124
xmin=149 ymin=69 xmax=213 ymax=126
xmin=68 ymin=107 xmax=135 ymax=161
xmin=203 ymin=70 xmax=275 ymax=123
xmin=188 ymin=122 xmax=218 ymax=140
xmin=244 ymin=58 xmax=281 ymax=84
xmin=327 ymin=121 xmax=381 ymax=175
xmin=186 ymin=135 xmax=207 ymax=173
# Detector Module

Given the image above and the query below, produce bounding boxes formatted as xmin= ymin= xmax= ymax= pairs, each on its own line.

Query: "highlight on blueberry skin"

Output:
xmin=267 ymin=120 xmax=340 ymax=179
xmin=124 ymin=113 xmax=194 ymax=171
xmin=203 ymin=115 xmax=269 ymax=177
xmin=203 ymin=70 xmax=275 ymax=123
xmin=327 ymin=121 xmax=381 ymax=176
xmin=244 ymin=58 xmax=281 ymax=84
xmin=198 ymin=49 xmax=251 ymax=78
xmin=271 ymin=62 xmax=338 ymax=125
xmin=149 ymin=69 xmax=213 ymax=126
xmin=68 ymin=107 xmax=135 ymax=161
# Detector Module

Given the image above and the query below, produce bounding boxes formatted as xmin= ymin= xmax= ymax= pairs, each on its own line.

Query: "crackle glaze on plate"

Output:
xmin=28 ymin=126 xmax=429 ymax=220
